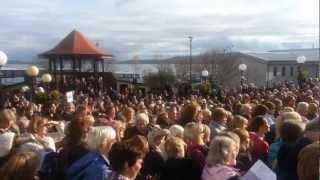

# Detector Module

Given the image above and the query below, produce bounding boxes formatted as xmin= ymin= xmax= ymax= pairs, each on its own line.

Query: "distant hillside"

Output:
xmin=113 ymin=52 xmax=240 ymax=64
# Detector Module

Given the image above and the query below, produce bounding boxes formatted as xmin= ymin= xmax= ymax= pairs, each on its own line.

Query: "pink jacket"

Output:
xmin=202 ymin=164 xmax=239 ymax=180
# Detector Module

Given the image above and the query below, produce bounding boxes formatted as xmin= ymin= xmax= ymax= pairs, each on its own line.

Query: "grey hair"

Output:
xmin=135 ymin=113 xmax=149 ymax=125
xmin=206 ymin=136 xmax=237 ymax=166
xmin=87 ymin=126 xmax=116 ymax=150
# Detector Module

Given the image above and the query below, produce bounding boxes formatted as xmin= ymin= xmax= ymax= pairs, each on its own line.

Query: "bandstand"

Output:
xmin=39 ymin=30 xmax=116 ymax=93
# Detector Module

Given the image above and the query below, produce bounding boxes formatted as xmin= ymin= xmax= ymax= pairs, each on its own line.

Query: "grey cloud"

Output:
xmin=0 ymin=0 xmax=318 ymax=62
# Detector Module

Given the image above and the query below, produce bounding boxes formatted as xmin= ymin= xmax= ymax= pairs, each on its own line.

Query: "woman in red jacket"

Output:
xmin=248 ymin=116 xmax=270 ymax=164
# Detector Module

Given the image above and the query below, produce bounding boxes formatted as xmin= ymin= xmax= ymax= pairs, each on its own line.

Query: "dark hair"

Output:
xmin=252 ymin=104 xmax=269 ymax=117
xmin=249 ymin=116 xmax=266 ymax=132
xmin=279 ymin=121 xmax=304 ymax=143
xmin=264 ymin=101 xmax=275 ymax=111
xmin=179 ymin=102 xmax=200 ymax=126
xmin=109 ymin=141 xmax=145 ymax=172
xmin=104 ymin=103 xmax=115 ymax=115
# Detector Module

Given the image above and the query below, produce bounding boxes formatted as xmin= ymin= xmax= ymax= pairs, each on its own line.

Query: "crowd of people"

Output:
xmin=0 ymin=80 xmax=319 ymax=180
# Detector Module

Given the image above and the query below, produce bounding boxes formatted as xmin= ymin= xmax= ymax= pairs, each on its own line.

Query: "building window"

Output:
xmin=290 ymin=66 xmax=294 ymax=76
xmin=273 ymin=67 xmax=277 ymax=77
xmin=282 ymin=66 xmax=286 ymax=76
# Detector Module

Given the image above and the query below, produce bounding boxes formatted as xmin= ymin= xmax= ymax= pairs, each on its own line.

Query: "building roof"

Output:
xmin=39 ymin=30 xmax=113 ymax=58
xmin=246 ymin=48 xmax=319 ymax=62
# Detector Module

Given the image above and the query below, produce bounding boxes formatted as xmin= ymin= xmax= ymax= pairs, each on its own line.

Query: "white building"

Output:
xmin=242 ymin=48 xmax=319 ymax=87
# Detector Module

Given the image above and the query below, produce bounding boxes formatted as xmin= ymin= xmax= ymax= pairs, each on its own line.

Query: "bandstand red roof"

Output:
xmin=40 ymin=30 xmax=112 ymax=58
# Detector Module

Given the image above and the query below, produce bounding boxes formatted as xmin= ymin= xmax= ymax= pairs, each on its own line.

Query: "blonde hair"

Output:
xmin=169 ymin=125 xmax=184 ymax=139
xmin=28 ymin=116 xmax=48 ymax=134
xmin=184 ymin=122 xmax=204 ymax=143
xmin=0 ymin=151 xmax=38 ymax=180
xmin=165 ymin=136 xmax=186 ymax=158
xmin=0 ymin=109 xmax=16 ymax=129
xmin=228 ymin=115 xmax=248 ymax=130
xmin=87 ymin=126 xmax=116 ymax=150
xmin=297 ymin=142 xmax=320 ymax=180
xmin=206 ymin=136 xmax=237 ymax=166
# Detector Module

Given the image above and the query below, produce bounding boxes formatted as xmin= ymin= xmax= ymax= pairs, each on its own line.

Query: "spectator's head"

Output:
xmin=206 ymin=136 xmax=239 ymax=166
xmin=279 ymin=120 xmax=304 ymax=144
xmin=105 ymin=104 xmax=116 ymax=120
xmin=273 ymin=98 xmax=283 ymax=111
xmin=74 ymin=105 xmax=88 ymax=120
xmin=109 ymin=139 xmax=147 ymax=180
xmin=122 ymin=107 xmax=135 ymax=124
xmin=212 ymin=108 xmax=227 ymax=125
xmin=202 ymin=108 xmax=212 ymax=124
xmin=168 ymin=105 xmax=178 ymax=124
xmin=179 ymin=102 xmax=201 ymax=125
xmin=147 ymin=127 xmax=169 ymax=148
xmin=264 ymin=101 xmax=276 ymax=114
xmin=124 ymin=135 xmax=149 ymax=155
xmin=297 ymin=142 xmax=320 ymax=180
xmin=66 ymin=115 xmax=95 ymax=145
xmin=165 ymin=136 xmax=186 ymax=159
xmin=169 ymin=124 xmax=184 ymax=139
xmin=276 ymin=111 xmax=302 ymax=138
xmin=135 ymin=113 xmax=149 ymax=134
xmin=283 ymin=95 xmax=296 ymax=108
xmin=28 ymin=116 xmax=49 ymax=137
xmin=304 ymin=120 xmax=320 ymax=142
xmin=296 ymin=102 xmax=309 ymax=117
xmin=232 ymin=128 xmax=250 ymax=151
xmin=252 ymin=104 xmax=269 ymax=118
xmin=0 ymin=109 xmax=16 ymax=130
xmin=184 ymin=122 xmax=205 ymax=145
xmin=239 ymin=104 xmax=252 ymax=120
xmin=87 ymin=126 xmax=116 ymax=157
xmin=307 ymin=103 xmax=318 ymax=119
xmin=228 ymin=115 xmax=248 ymax=130
xmin=65 ymin=102 xmax=75 ymax=113
xmin=217 ymin=131 xmax=240 ymax=151
xmin=0 ymin=151 xmax=39 ymax=180
xmin=157 ymin=112 xmax=170 ymax=129
xmin=249 ymin=116 xmax=269 ymax=135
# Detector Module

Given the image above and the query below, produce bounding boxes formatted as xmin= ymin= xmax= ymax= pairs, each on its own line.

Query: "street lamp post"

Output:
xmin=0 ymin=51 xmax=8 ymax=86
xmin=41 ymin=73 xmax=52 ymax=91
xmin=26 ymin=65 xmax=39 ymax=102
xmin=188 ymin=36 xmax=193 ymax=84
xmin=238 ymin=63 xmax=247 ymax=86
xmin=297 ymin=55 xmax=306 ymax=87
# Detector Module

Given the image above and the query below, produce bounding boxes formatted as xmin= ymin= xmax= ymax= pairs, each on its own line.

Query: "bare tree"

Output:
xmin=198 ymin=48 xmax=240 ymax=86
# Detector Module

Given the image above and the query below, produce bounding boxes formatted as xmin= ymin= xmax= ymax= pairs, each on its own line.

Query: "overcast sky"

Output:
xmin=0 ymin=0 xmax=319 ymax=61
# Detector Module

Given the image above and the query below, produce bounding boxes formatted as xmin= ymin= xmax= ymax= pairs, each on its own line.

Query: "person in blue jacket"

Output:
xmin=66 ymin=126 xmax=117 ymax=180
